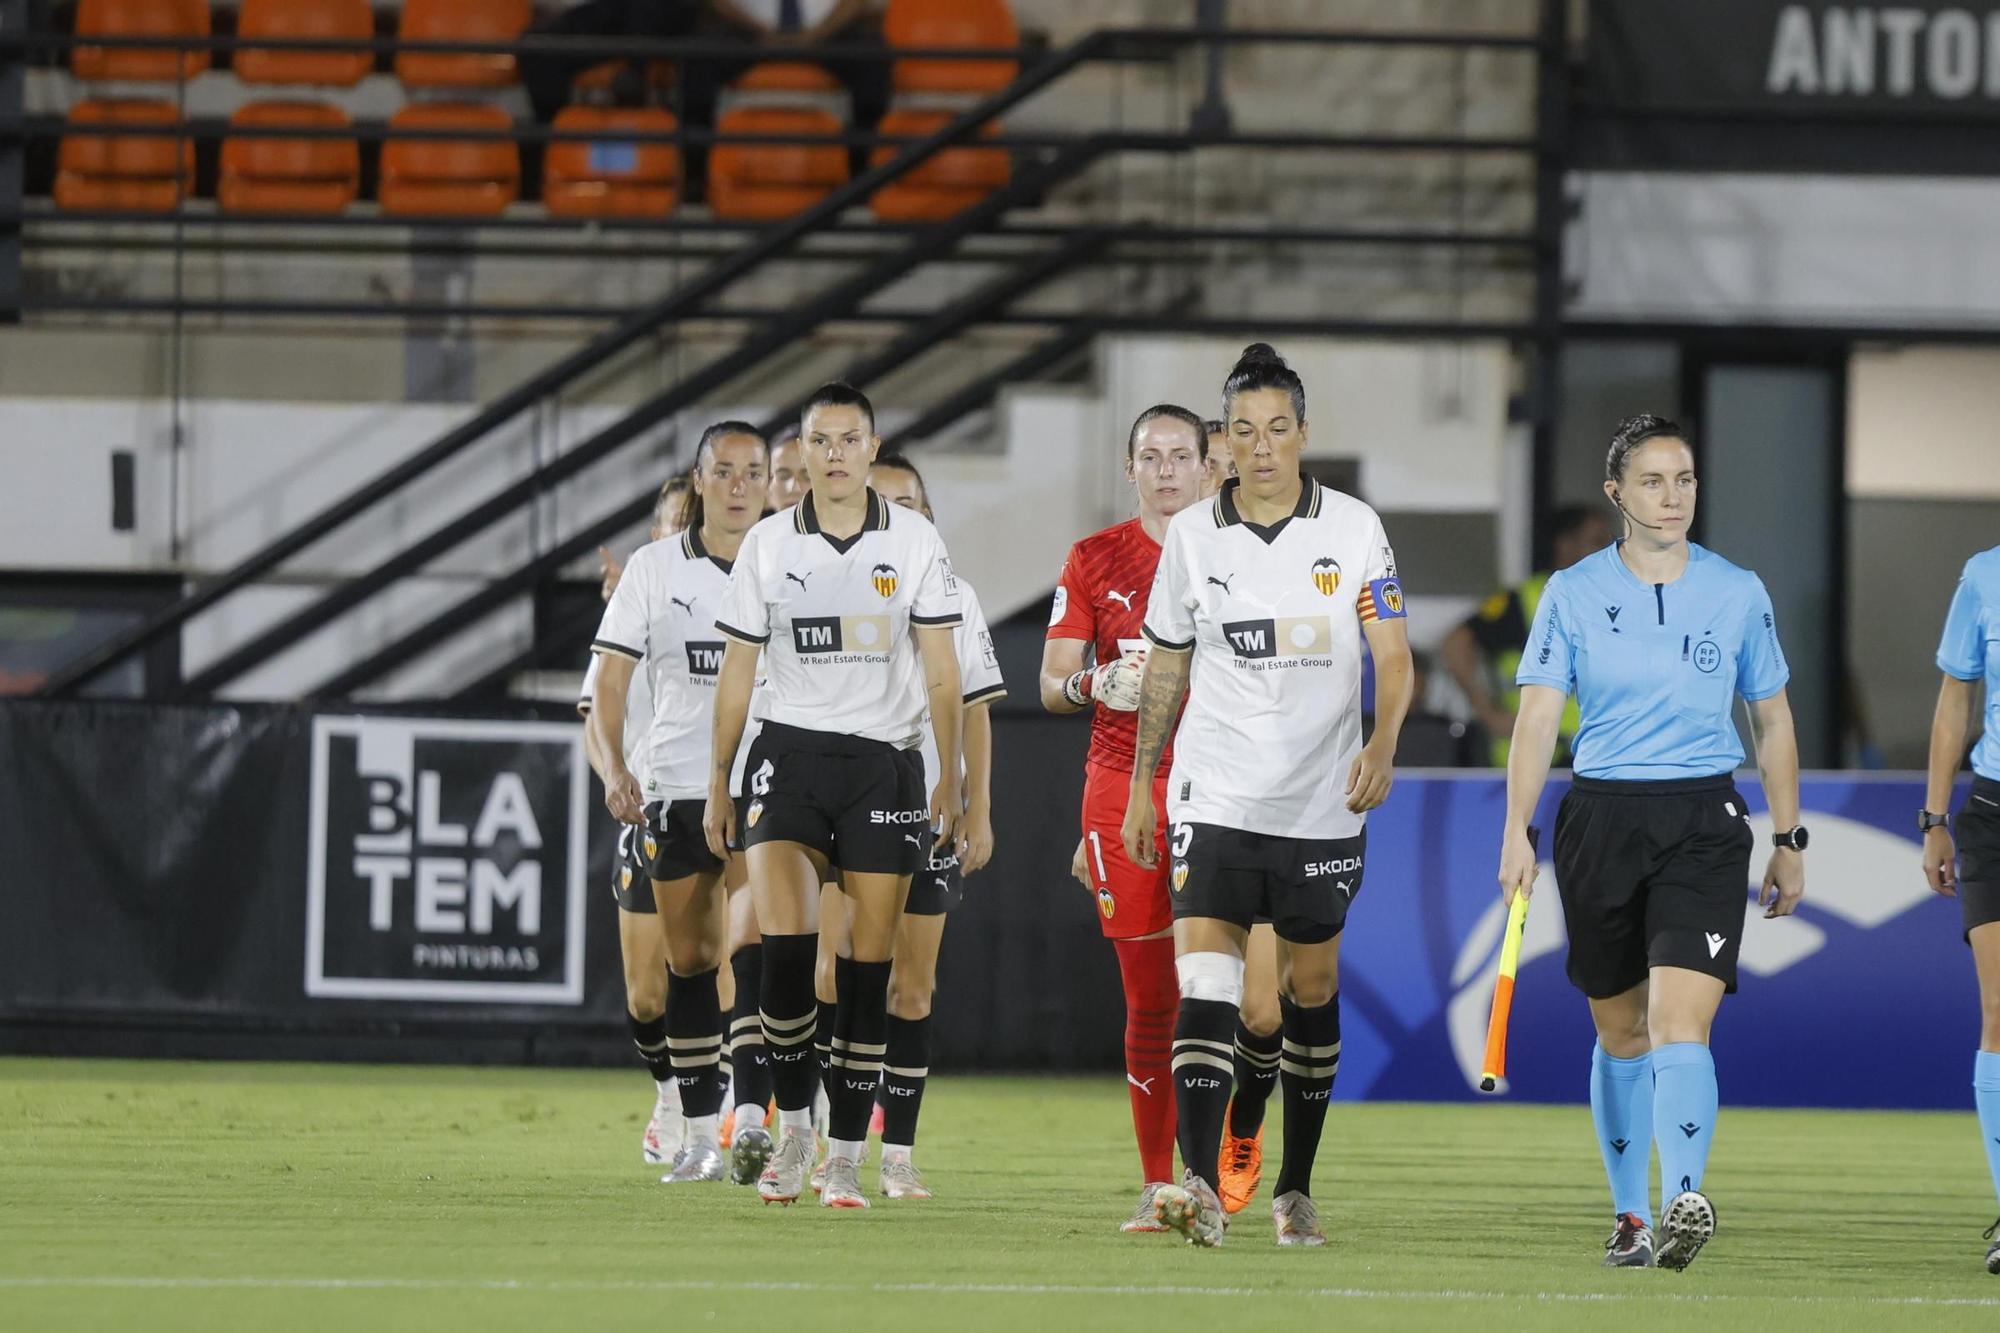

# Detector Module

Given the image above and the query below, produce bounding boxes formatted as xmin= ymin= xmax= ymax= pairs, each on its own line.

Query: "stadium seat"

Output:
xmin=732 ymin=62 xmax=842 ymax=96
xmin=868 ymin=108 xmax=1008 ymax=221
xmin=395 ymin=0 xmax=531 ymax=90
xmin=72 ymin=0 xmax=210 ymax=83
xmin=234 ymin=0 xmax=373 ymax=88
xmin=54 ymin=98 xmax=193 ymax=212
xmin=219 ymin=102 xmax=360 ymax=215
xmin=379 ymin=103 xmax=520 ymax=217
xmin=884 ymin=0 xmax=1018 ymax=95
xmin=709 ymin=106 xmax=849 ymax=221
xmin=543 ymin=106 xmax=679 ymax=220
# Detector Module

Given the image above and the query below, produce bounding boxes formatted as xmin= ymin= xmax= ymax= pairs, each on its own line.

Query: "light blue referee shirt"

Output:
xmin=1937 ymin=545 xmax=2000 ymax=782
xmin=1515 ymin=543 xmax=1790 ymax=780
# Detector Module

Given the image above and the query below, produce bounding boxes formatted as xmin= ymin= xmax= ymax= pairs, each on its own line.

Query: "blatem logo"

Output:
xmin=307 ymin=716 xmax=587 ymax=1003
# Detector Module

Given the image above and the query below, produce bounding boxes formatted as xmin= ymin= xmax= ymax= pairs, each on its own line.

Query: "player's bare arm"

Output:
xmin=1040 ymin=637 xmax=1089 ymax=714
xmin=1499 ymin=684 xmax=1565 ymax=903
xmin=1924 ymin=675 xmax=1975 ymax=896
xmin=1746 ymin=689 xmax=1805 ymax=919
xmin=958 ymin=701 xmax=995 ymax=874
xmin=1123 ymin=645 xmax=1190 ymax=870
xmin=703 ymin=639 xmax=758 ymax=859
xmin=591 ymin=652 xmax=645 ymax=825
xmin=916 ymin=622 xmax=964 ymax=850
xmin=1351 ymin=616 xmax=1414 ymax=813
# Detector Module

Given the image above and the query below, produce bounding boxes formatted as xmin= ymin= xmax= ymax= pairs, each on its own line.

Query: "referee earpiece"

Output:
xmin=1613 ymin=490 xmax=1668 ymax=533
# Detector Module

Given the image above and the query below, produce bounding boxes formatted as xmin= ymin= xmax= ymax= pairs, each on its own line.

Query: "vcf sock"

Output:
xmin=1590 ymin=1043 xmax=1654 ymax=1224
xmin=827 ymin=956 xmax=890 ymax=1146
xmin=758 ymin=933 xmax=820 ymax=1113
xmin=665 ymin=968 xmax=726 ymax=1121
xmin=1975 ymin=1050 xmax=2000 ymax=1211
xmin=1272 ymin=993 xmax=1340 ymax=1199
xmin=729 ymin=945 xmax=772 ymax=1113
xmin=1112 ymin=935 xmax=1178 ymax=1184
xmin=1229 ymin=1020 xmax=1283 ymax=1139
xmin=628 ymin=1011 xmax=673 ymax=1084
xmin=1652 ymin=1042 xmax=1718 ymax=1199
xmin=878 ymin=1014 xmax=932 ymax=1150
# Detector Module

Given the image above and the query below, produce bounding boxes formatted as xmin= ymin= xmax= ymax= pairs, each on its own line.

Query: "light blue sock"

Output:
xmin=1975 ymin=1051 xmax=2000 ymax=1210
xmin=1652 ymin=1042 xmax=1718 ymax=1199
xmin=1589 ymin=1043 xmax=1653 ymax=1224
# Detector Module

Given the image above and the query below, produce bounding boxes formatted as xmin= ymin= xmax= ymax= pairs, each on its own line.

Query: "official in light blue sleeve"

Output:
xmin=1919 ymin=545 xmax=2000 ymax=1274
xmin=1494 ymin=415 xmax=1807 ymax=1273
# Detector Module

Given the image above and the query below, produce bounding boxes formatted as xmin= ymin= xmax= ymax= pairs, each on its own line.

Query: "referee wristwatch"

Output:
xmin=1918 ymin=809 xmax=1951 ymax=833
xmin=1772 ymin=825 xmax=1809 ymax=852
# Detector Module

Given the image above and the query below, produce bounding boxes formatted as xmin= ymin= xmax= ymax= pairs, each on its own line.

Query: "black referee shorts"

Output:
xmin=740 ymin=722 xmax=928 ymax=877
xmin=1169 ymin=821 xmax=1364 ymax=944
xmin=1553 ymin=774 xmax=1752 ymax=998
xmin=1956 ymin=774 xmax=2000 ymax=939
xmin=640 ymin=798 xmax=724 ymax=884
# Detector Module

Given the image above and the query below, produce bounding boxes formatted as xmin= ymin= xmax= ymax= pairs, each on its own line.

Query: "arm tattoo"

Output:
xmin=1130 ymin=650 xmax=1190 ymax=782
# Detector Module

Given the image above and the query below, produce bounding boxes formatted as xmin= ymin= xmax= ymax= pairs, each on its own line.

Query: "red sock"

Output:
xmin=1113 ymin=935 xmax=1178 ymax=1185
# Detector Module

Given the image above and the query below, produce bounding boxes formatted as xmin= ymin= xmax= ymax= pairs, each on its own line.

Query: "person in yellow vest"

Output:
xmin=1442 ymin=505 xmax=1611 ymax=765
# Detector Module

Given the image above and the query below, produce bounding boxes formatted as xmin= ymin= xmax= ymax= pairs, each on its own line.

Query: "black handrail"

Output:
xmin=326 ymin=226 xmax=1110 ymax=699
xmin=212 ymin=145 xmax=1101 ymax=698
xmin=39 ymin=29 xmax=1110 ymax=697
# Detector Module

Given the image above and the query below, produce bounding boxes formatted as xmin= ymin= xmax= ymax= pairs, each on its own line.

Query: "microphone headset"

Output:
xmin=1612 ymin=489 xmax=1672 ymax=533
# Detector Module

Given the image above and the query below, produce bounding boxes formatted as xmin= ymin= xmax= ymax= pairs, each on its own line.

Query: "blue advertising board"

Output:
xmin=1335 ymin=773 xmax=1979 ymax=1109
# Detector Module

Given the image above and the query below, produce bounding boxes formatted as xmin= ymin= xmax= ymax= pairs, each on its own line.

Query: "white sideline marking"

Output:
xmin=0 ymin=1277 xmax=1995 ymax=1307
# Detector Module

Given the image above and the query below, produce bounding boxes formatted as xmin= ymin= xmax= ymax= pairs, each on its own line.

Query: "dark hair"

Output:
xmin=800 ymin=381 xmax=875 ymax=437
xmin=655 ymin=476 xmax=692 ymax=533
xmin=1126 ymin=403 xmax=1209 ymax=460
xmin=1222 ymin=342 xmax=1306 ymax=426
xmin=684 ymin=420 xmax=767 ymax=532
xmin=1605 ymin=413 xmax=1688 ymax=483
xmin=870 ymin=450 xmax=931 ymax=517
xmin=1549 ymin=503 xmax=1602 ymax=543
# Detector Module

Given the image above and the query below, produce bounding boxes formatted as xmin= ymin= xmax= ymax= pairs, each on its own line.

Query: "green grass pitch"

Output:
xmin=2 ymin=1058 xmax=1996 ymax=1331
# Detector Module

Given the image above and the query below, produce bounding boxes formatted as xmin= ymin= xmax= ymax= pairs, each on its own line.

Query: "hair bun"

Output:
xmin=1237 ymin=342 xmax=1284 ymax=367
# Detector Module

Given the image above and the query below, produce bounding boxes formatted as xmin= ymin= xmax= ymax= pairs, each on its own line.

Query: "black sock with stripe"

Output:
xmin=1171 ymin=997 xmax=1237 ymax=1192
xmin=827 ymin=956 xmax=891 ymax=1147
xmin=1229 ymin=1020 xmax=1283 ymax=1138
xmin=758 ymin=933 xmax=820 ymax=1113
xmin=628 ymin=1010 xmax=673 ymax=1085
xmin=878 ymin=1014 xmax=931 ymax=1148
xmin=1273 ymin=993 xmax=1342 ymax=1199
xmin=728 ymin=944 xmax=771 ymax=1113
xmin=664 ymin=967 xmax=725 ymax=1120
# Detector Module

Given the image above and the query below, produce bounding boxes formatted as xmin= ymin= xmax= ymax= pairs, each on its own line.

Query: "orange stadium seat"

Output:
xmin=55 ymin=98 xmax=193 ymax=212
xmin=868 ymin=108 xmax=1008 ymax=221
xmin=395 ymin=0 xmax=531 ymax=90
xmin=732 ymin=62 xmax=842 ymax=96
xmin=543 ymin=106 xmax=680 ymax=219
xmin=884 ymin=0 xmax=1018 ymax=95
xmin=234 ymin=0 xmax=373 ymax=88
xmin=219 ymin=101 xmax=360 ymax=214
xmin=379 ymin=103 xmax=521 ymax=217
xmin=72 ymin=0 xmax=210 ymax=82
xmin=709 ymin=106 xmax=849 ymax=221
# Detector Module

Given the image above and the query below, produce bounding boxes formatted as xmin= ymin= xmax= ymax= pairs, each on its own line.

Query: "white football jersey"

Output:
xmin=718 ymin=488 xmax=961 ymax=749
xmin=591 ymin=527 xmax=741 ymax=802
xmin=919 ymin=579 xmax=1008 ymax=793
xmin=1143 ymin=477 xmax=1406 ymax=840
xmin=578 ymin=650 xmax=653 ymax=774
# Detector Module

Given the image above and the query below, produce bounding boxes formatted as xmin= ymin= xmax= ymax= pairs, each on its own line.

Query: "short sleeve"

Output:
xmin=577 ymin=653 xmax=600 ymax=716
xmin=592 ymin=550 xmax=651 ymax=661
xmin=909 ymin=527 xmax=962 ymax=628
xmin=1514 ymin=576 xmax=1575 ymax=693
xmin=1142 ymin=522 xmax=1197 ymax=651
xmin=716 ymin=526 xmax=771 ymax=645
xmin=1736 ymin=577 xmax=1791 ymax=702
xmin=1937 ymin=564 xmax=1988 ymax=681
xmin=956 ymin=589 xmax=1007 ymax=706
xmin=1356 ymin=512 xmax=1407 ymax=624
xmin=1046 ymin=546 xmax=1096 ymax=641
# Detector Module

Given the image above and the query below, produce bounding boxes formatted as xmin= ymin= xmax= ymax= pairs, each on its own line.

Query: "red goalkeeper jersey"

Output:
xmin=1046 ymin=518 xmax=1174 ymax=774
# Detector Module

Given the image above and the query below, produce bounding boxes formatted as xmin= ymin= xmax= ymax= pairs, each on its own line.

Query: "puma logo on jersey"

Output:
xmin=669 ymin=595 xmax=695 ymax=615
xmin=1126 ymin=1074 xmax=1157 ymax=1096
xmin=1206 ymin=574 xmax=1235 ymax=595
xmin=903 ymin=833 xmax=922 ymax=846
xmin=1706 ymin=932 xmax=1727 ymax=958
xmin=1104 ymin=589 xmax=1136 ymax=610
xmin=784 ymin=570 xmax=811 ymax=591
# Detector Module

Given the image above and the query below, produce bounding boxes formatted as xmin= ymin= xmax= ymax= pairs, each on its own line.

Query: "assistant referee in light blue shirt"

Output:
xmin=1496 ymin=414 xmax=1807 ymax=1273
xmin=1920 ymin=544 xmax=2000 ymax=1273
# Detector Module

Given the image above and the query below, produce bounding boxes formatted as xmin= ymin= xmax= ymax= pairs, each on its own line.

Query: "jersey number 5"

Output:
xmin=1171 ymin=823 xmax=1193 ymax=858
xmin=750 ymin=759 xmax=774 ymax=796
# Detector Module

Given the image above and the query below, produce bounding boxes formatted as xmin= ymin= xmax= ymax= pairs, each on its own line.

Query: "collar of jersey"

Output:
xmin=1214 ymin=475 xmax=1320 ymax=544
xmin=794 ymin=487 xmax=889 ymax=554
xmin=680 ymin=525 xmax=733 ymax=574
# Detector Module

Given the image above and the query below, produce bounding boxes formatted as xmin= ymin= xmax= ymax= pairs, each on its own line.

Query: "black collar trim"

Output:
xmin=681 ymin=526 xmax=732 ymax=574
xmin=1215 ymin=476 xmax=1319 ymax=543
xmin=795 ymin=488 xmax=888 ymax=554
